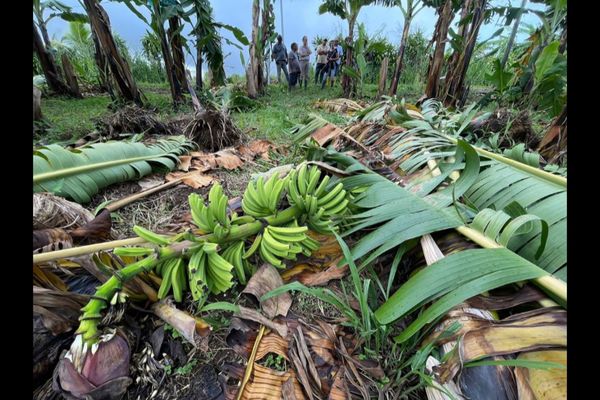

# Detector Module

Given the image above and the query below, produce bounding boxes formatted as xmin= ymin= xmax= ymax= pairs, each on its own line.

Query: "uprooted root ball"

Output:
xmin=94 ymin=105 xmax=175 ymax=137
xmin=184 ymin=109 xmax=243 ymax=152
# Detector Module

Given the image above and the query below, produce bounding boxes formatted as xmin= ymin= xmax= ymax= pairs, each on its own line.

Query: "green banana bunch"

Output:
xmin=242 ymin=173 xmax=287 ymax=218
xmin=221 ymin=241 xmax=252 ymax=285
xmin=187 ymin=242 xmax=234 ymax=296
xmin=287 ymin=164 xmax=350 ymax=233
xmin=282 ymin=219 xmax=321 ymax=256
xmin=259 ymin=225 xmax=308 ymax=268
xmin=155 ymin=258 xmax=188 ymax=302
xmin=189 ymin=184 xmax=230 ymax=234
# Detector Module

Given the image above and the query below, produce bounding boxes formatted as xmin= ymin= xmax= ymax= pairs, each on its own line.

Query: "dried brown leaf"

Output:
xmin=178 ymin=155 xmax=192 ymax=171
xmin=151 ymin=299 xmax=211 ymax=346
xmin=437 ymin=309 xmax=567 ymax=383
xmin=165 ymin=170 xmax=215 ymax=189
xmin=236 ymin=306 xmax=288 ymax=338
xmin=311 ymin=124 xmax=346 ymax=146
xmin=69 ymin=209 xmax=112 ymax=244
xmin=215 ymin=149 xmax=244 ymax=170
xmin=243 ymin=264 xmax=292 ymax=319
xmin=33 ymin=229 xmax=72 ymax=253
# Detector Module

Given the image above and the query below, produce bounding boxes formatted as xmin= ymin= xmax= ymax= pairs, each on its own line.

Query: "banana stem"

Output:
xmin=67 ymin=206 xmax=305 ymax=345
xmin=444 ymin=136 xmax=567 ymax=187
xmin=34 ymin=206 xmax=305 ymax=264
xmin=77 ymin=256 xmax=159 ymax=343
xmin=456 ymin=226 xmax=566 ymax=305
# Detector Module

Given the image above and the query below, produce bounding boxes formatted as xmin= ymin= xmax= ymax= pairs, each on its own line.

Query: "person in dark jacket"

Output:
xmin=288 ymin=43 xmax=301 ymax=92
xmin=321 ymin=43 xmax=339 ymax=89
xmin=271 ymin=35 xmax=289 ymax=84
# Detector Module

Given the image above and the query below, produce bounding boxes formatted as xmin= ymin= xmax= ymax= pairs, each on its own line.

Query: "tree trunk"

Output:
xmin=259 ymin=0 xmax=273 ymax=90
xmin=442 ymin=0 xmax=487 ymax=107
xmin=150 ymin=1 xmax=183 ymax=106
xmin=424 ymin=0 xmax=454 ymax=99
xmin=342 ymin=17 xmax=356 ymax=98
xmin=34 ymin=85 xmax=43 ymax=122
xmin=168 ymin=16 xmax=188 ymax=94
xmin=558 ymin=24 xmax=567 ymax=54
xmin=537 ymin=105 xmax=567 ymax=164
xmin=60 ymin=54 xmax=83 ymax=98
xmin=33 ymin=22 xmax=73 ymax=96
xmin=388 ymin=17 xmax=412 ymax=96
xmin=82 ymin=0 xmax=143 ymax=105
xmin=38 ymin=21 xmax=52 ymax=50
xmin=377 ymin=57 xmax=389 ymax=98
xmin=247 ymin=0 xmax=260 ymax=98
xmin=90 ymin=28 xmax=112 ymax=95
xmin=196 ymin=35 xmax=203 ymax=91
xmin=501 ymin=0 xmax=527 ymax=69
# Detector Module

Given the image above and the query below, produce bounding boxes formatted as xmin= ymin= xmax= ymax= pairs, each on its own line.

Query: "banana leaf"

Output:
xmin=374 ymin=248 xmax=547 ymax=339
xmin=464 ymin=161 xmax=566 ymax=279
xmin=34 ymin=136 xmax=194 ymax=203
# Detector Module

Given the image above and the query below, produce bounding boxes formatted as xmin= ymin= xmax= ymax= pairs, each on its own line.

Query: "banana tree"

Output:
xmin=181 ymin=0 xmax=249 ymax=89
xmin=33 ymin=1 xmax=87 ymax=96
xmin=441 ymin=0 xmax=489 ymax=107
xmin=387 ymin=0 xmax=426 ymax=96
xmin=423 ymin=0 xmax=458 ymax=99
xmin=82 ymin=0 xmax=144 ymax=104
xmin=33 ymin=0 xmax=88 ymax=50
xmin=247 ymin=0 xmax=275 ymax=98
xmin=33 ymin=21 xmax=74 ymax=95
xmin=112 ymin=0 xmax=186 ymax=105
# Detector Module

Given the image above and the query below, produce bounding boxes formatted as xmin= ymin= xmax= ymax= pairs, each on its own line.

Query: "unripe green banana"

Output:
xmin=317 ymin=182 xmax=344 ymax=206
xmin=133 ymin=225 xmax=170 ymax=246
xmin=113 ymin=247 xmax=154 ymax=257
xmin=243 ymin=233 xmax=262 ymax=259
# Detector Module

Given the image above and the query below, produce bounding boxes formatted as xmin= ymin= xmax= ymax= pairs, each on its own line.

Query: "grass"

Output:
xmin=37 ymin=79 xmax=425 ymax=148
xmin=40 ymin=95 xmax=112 ymax=143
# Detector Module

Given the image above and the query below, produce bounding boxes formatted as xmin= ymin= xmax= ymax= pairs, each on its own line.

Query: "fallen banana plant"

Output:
xmin=48 ymin=163 xmax=357 ymax=397
xmin=313 ymin=98 xmax=364 ymax=114
xmin=290 ymin=103 xmax=567 ymax=398
xmin=34 ymin=136 xmax=194 ymax=203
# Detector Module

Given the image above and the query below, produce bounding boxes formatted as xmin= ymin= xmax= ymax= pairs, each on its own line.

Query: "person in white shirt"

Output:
xmin=314 ymin=38 xmax=329 ymax=85
xmin=335 ymin=40 xmax=344 ymax=79
xmin=298 ymin=36 xmax=312 ymax=89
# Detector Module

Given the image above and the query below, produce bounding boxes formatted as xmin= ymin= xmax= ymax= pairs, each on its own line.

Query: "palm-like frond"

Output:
xmin=34 ymin=136 xmax=194 ymax=203
xmin=464 ymin=160 xmax=566 ymax=280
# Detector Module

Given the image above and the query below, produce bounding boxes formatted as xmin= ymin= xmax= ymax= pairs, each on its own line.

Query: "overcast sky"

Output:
xmin=46 ymin=0 xmax=545 ymax=77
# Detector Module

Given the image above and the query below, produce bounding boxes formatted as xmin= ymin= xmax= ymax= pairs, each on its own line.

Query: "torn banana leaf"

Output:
xmin=436 ymin=309 xmax=566 ymax=383
xmin=514 ymin=350 xmax=566 ymax=400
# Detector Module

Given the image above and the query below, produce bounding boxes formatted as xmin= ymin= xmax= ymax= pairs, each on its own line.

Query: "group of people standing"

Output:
xmin=271 ymin=35 xmax=343 ymax=92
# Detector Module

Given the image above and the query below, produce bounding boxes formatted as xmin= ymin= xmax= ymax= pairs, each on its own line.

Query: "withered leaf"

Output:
xmin=165 ymin=170 xmax=214 ymax=189
xmin=151 ymin=299 xmax=212 ymax=346
xmin=243 ymin=264 xmax=292 ymax=319
xmin=33 ymin=228 xmax=73 ymax=253
xmin=311 ymin=124 xmax=346 ymax=146
xmin=235 ymin=306 xmax=288 ymax=338
xmin=178 ymin=155 xmax=192 ymax=171
xmin=215 ymin=150 xmax=243 ymax=170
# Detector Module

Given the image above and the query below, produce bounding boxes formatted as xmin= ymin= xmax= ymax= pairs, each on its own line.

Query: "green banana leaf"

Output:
xmin=374 ymin=248 xmax=548 ymax=342
xmin=33 ymin=136 xmax=194 ymax=204
xmin=463 ymin=160 xmax=566 ymax=280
